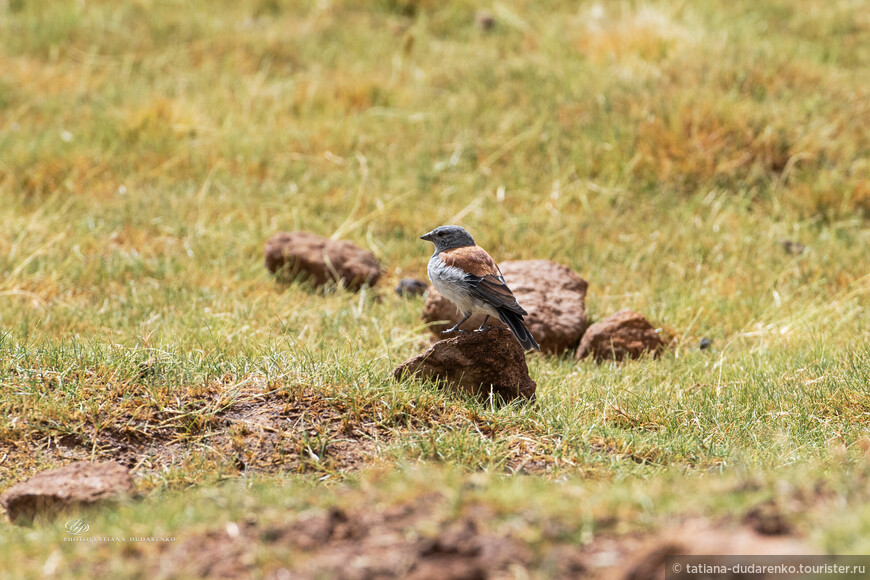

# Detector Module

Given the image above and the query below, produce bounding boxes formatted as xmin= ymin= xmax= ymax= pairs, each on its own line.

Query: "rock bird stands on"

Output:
xmin=421 ymin=225 xmax=540 ymax=351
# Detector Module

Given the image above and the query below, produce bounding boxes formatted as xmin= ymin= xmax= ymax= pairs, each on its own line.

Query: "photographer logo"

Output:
xmin=65 ymin=519 xmax=89 ymax=535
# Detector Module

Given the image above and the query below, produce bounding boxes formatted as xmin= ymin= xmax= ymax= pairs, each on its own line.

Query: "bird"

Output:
xmin=421 ymin=225 xmax=540 ymax=351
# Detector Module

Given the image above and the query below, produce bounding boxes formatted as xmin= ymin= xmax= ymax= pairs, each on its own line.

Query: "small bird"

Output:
xmin=421 ymin=225 xmax=540 ymax=351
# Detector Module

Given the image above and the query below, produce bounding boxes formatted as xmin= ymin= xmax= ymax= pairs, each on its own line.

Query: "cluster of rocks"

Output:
xmin=421 ymin=260 xmax=588 ymax=355
xmin=417 ymin=260 xmax=663 ymax=362
xmin=408 ymin=261 xmax=663 ymax=402
xmin=264 ymin=231 xmax=665 ymax=405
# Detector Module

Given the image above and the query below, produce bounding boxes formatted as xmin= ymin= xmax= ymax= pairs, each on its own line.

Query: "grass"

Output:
xmin=0 ymin=0 xmax=869 ymax=576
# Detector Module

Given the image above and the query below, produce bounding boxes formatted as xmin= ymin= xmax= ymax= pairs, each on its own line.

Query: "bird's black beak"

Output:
xmin=420 ymin=231 xmax=434 ymax=242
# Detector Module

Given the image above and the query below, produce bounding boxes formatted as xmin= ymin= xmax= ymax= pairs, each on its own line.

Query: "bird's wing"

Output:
xmin=470 ymin=274 xmax=526 ymax=315
xmin=439 ymin=245 xmax=501 ymax=276
xmin=439 ymin=246 xmax=526 ymax=316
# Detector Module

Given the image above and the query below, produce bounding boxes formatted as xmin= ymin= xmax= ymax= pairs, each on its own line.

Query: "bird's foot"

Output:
xmin=474 ymin=325 xmax=492 ymax=332
xmin=442 ymin=314 xmax=473 ymax=335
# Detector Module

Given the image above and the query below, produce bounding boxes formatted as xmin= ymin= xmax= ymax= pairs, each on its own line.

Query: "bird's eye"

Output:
xmin=436 ymin=231 xmax=444 ymax=237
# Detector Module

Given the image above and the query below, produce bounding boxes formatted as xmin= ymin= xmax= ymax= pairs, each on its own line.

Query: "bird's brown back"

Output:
xmin=439 ymin=245 xmax=501 ymax=277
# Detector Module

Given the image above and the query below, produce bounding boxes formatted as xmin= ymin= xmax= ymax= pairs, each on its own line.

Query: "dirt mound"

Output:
xmin=217 ymin=388 xmax=390 ymax=473
xmin=156 ymin=498 xmax=531 ymax=580
xmin=0 ymin=374 xmax=677 ymax=492
xmin=581 ymin=518 xmax=813 ymax=580
xmin=146 ymin=500 xmax=815 ymax=579
xmin=0 ymin=382 xmax=393 ymax=489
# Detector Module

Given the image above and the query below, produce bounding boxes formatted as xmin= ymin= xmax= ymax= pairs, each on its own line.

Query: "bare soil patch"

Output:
xmin=579 ymin=517 xmax=814 ymax=580
xmin=139 ymin=497 xmax=815 ymax=580
xmin=152 ymin=495 xmax=533 ymax=580
xmin=0 ymin=382 xmax=393 ymax=486
xmin=1 ymin=375 xmax=675 ymax=490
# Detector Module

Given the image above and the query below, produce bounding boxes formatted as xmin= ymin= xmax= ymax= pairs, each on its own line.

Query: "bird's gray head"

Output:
xmin=420 ymin=225 xmax=475 ymax=252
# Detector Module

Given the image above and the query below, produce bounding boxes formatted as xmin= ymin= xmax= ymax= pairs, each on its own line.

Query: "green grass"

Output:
xmin=1 ymin=0 xmax=869 ymax=575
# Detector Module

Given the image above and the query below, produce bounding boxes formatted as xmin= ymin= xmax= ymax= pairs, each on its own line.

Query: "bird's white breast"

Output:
xmin=427 ymin=254 xmax=499 ymax=317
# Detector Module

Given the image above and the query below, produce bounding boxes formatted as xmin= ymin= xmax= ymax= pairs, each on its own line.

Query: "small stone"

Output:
xmin=476 ymin=10 xmax=496 ymax=31
xmin=0 ymin=461 xmax=134 ymax=524
xmin=422 ymin=260 xmax=588 ymax=355
xmin=394 ymin=327 xmax=536 ymax=403
xmin=264 ymin=231 xmax=380 ymax=291
xmin=575 ymin=310 xmax=664 ymax=362
xmin=395 ymin=278 xmax=429 ymax=297
xmin=780 ymin=239 xmax=806 ymax=255
xmin=699 ymin=337 xmax=713 ymax=350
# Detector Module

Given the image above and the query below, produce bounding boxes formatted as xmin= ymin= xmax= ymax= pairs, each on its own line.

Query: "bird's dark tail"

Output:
xmin=497 ymin=309 xmax=540 ymax=351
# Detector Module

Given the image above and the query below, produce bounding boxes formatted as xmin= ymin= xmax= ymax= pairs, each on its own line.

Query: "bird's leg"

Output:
xmin=442 ymin=313 xmax=472 ymax=334
xmin=474 ymin=315 xmax=490 ymax=332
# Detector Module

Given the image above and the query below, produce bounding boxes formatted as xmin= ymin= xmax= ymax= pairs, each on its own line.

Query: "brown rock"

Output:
xmin=1 ymin=461 xmax=134 ymax=524
xmin=575 ymin=310 xmax=664 ymax=362
xmin=264 ymin=231 xmax=380 ymax=291
xmin=393 ymin=327 xmax=536 ymax=403
xmin=422 ymin=260 xmax=588 ymax=355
